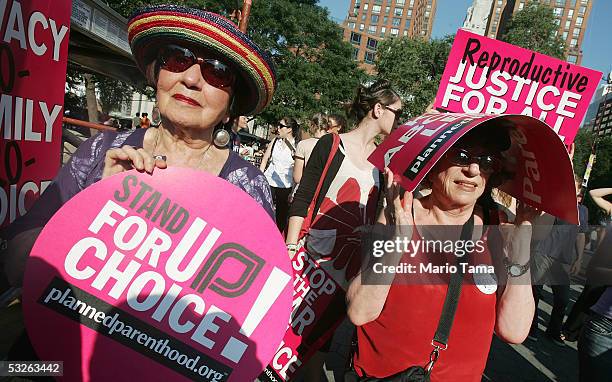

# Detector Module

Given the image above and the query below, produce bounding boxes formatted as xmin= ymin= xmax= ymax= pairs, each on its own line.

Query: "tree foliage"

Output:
xmin=65 ymin=66 xmax=134 ymax=118
xmin=248 ymin=0 xmax=365 ymax=123
xmin=375 ymin=35 xmax=453 ymax=119
xmin=573 ymin=128 xmax=612 ymax=224
xmin=500 ymin=1 xmax=566 ymax=59
xmin=99 ymin=0 xmax=364 ymax=125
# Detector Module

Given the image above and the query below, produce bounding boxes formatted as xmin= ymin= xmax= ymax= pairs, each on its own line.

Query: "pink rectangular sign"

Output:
xmin=434 ymin=29 xmax=602 ymax=145
xmin=0 ymin=0 xmax=71 ymax=227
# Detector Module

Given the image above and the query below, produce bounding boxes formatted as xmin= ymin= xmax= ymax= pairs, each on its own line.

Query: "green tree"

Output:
xmin=247 ymin=0 xmax=365 ymax=124
xmin=375 ymin=35 xmax=453 ymax=119
xmin=500 ymin=1 xmax=566 ymax=59
xmin=103 ymin=0 xmax=238 ymax=18
xmin=573 ymin=128 xmax=612 ymax=224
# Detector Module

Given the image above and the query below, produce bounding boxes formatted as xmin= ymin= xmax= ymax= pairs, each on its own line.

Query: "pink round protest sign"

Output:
xmin=22 ymin=168 xmax=292 ymax=382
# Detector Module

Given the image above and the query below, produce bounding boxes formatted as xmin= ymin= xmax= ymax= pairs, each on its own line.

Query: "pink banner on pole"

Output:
xmin=434 ymin=29 xmax=602 ymax=145
xmin=369 ymin=113 xmax=578 ymax=224
xmin=0 ymin=0 xmax=71 ymax=227
xmin=22 ymin=168 xmax=293 ymax=382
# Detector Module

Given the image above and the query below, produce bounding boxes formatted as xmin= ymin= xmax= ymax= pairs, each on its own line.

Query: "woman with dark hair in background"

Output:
xmin=326 ymin=113 xmax=347 ymax=134
xmin=285 ymin=80 xmax=402 ymax=381
xmin=293 ymin=113 xmax=327 ymax=185
xmin=261 ymin=117 xmax=300 ymax=232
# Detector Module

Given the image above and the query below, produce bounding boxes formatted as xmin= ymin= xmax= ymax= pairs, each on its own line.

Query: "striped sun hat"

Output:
xmin=128 ymin=5 xmax=276 ymax=116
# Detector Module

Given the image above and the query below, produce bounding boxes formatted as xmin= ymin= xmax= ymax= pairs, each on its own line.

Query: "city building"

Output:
xmin=593 ymin=97 xmax=612 ymax=138
xmin=583 ymin=81 xmax=612 ymax=126
xmin=342 ymin=0 xmax=437 ymax=72
xmin=592 ymin=73 xmax=612 ymax=138
xmin=462 ymin=0 xmax=494 ymax=35
xmin=482 ymin=0 xmax=592 ymax=65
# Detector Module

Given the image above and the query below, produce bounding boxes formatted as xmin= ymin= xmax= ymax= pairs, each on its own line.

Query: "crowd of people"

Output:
xmin=0 ymin=4 xmax=611 ymax=382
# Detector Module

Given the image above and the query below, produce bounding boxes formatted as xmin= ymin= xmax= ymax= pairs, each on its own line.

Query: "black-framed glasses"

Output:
xmin=158 ymin=44 xmax=236 ymax=89
xmin=445 ymin=147 xmax=502 ymax=174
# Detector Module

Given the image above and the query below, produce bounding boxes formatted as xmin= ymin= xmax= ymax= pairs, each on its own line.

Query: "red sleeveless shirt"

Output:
xmin=354 ymin=227 xmax=498 ymax=381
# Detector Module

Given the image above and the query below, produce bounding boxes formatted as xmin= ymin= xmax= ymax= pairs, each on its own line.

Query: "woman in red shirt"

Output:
xmin=347 ymin=126 xmax=539 ymax=381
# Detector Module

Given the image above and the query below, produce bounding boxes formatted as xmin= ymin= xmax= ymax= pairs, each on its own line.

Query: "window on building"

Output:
xmin=391 ymin=28 xmax=399 ymax=36
xmin=556 ymin=0 xmax=565 ymax=5
xmin=573 ymin=27 xmax=581 ymax=37
xmin=407 ymin=9 xmax=412 ymax=16
xmin=565 ymin=20 xmax=571 ymax=29
xmin=371 ymin=15 xmax=379 ymax=24
xmin=368 ymin=25 xmax=377 ymax=34
xmin=519 ymin=3 xmax=525 ymax=10
xmin=554 ymin=7 xmax=563 ymax=16
xmin=405 ymin=18 xmax=411 ymax=28
xmin=348 ymin=22 xmax=356 ymax=29
xmin=394 ymin=8 xmax=403 ymax=16
xmin=570 ymin=38 xmax=577 ymax=47
xmin=576 ymin=17 xmax=583 ymax=25
xmin=372 ymin=5 xmax=381 ymax=14
xmin=367 ymin=37 xmax=378 ymax=50
xmin=352 ymin=47 xmax=359 ymax=60
xmin=384 ymin=16 xmax=389 ymax=24
xmin=562 ymin=31 xmax=568 ymax=40
xmin=410 ymin=0 xmax=415 ymax=6
xmin=350 ymin=32 xmax=362 ymax=44
xmin=404 ymin=30 xmax=408 ymax=36
xmin=579 ymin=6 xmax=586 ymax=14
xmin=567 ymin=55 xmax=577 ymax=63
xmin=380 ymin=26 xmax=387 ymax=36
xmin=359 ymin=23 xmax=365 ymax=31
xmin=570 ymin=0 xmax=576 ymax=6
xmin=362 ymin=14 xmax=366 ymax=21
xmin=396 ymin=0 xmax=406 ymax=5
xmin=365 ymin=51 xmax=376 ymax=64
xmin=568 ymin=9 xmax=574 ymax=18
xmin=392 ymin=17 xmax=401 ymax=26
xmin=364 ymin=3 xmax=369 ymax=11
xmin=385 ymin=6 xmax=390 ymax=14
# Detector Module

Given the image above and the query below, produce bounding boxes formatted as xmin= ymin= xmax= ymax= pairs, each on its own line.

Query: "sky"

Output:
xmin=319 ymin=0 xmax=612 ymax=83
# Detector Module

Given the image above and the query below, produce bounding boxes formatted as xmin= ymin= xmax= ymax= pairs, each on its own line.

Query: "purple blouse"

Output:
xmin=3 ymin=129 xmax=274 ymax=240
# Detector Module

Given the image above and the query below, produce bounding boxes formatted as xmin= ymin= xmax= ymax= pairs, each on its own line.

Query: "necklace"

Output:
xmin=152 ymin=127 xmax=215 ymax=167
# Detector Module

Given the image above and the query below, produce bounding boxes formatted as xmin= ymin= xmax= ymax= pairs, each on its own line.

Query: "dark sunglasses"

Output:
xmin=384 ymin=105 xmax=403 ymax=118
xmin=277 ymin=122 xmax=289 ymax=129
xmin=158 ymin=45 xmax=236 ymax=89
xmin=445 ymin=147 xmax=502 ymax=174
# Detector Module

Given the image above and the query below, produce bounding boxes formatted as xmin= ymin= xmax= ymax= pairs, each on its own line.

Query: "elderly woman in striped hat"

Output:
xmin=1 ymin=5 xmax=277 ymax=286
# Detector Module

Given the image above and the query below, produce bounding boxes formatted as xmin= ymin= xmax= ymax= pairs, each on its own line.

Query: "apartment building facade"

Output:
xmin=484 ymin=0 xmax=592 ymax=65
xmin=342 ymin=0 xmax=437 ymax=72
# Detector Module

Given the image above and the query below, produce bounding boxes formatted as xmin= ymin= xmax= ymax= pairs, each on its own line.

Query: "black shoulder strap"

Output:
xmin=432 ymin=215 xmax=474 ymax=348
xmin=283 ymin=138 xmax=296 ymax=153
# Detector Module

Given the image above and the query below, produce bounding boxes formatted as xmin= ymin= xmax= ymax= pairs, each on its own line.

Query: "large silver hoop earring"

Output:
xmin=151 ymin=106 xmax=162 ymax=126
xmin=213 ymin=128 xmax=230 ymax=147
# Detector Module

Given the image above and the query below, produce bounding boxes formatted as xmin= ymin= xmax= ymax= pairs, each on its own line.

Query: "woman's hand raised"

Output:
xmin=384 ymin=167 xmax=413 ymax=237
xmin=102 ymin=145 xmax=167 ymax=178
